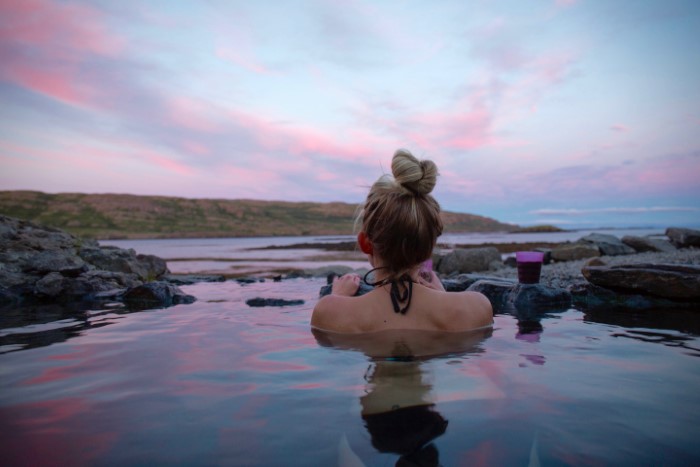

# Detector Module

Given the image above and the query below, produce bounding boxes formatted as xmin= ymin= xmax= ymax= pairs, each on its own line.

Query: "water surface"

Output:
xmin=1 ymin=278 xmax=698 ymax=465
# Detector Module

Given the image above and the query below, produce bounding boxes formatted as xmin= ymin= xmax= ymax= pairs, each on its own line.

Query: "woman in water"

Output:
xmin=311 ymin=149 xmax=493 ymax=333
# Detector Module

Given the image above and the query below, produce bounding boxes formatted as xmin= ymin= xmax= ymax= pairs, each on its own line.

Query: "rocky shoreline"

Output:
xmin=2 ymin=213 xmax=700 ymax=317
xmin=319 ymin=229 xmax=700 ymax=315
xmin=0 ymin=215 xmax=195 ymax=310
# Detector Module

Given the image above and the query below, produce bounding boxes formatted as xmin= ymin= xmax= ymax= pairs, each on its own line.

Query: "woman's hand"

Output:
xmin=332 ymin=273 xmax=361 ymax=297
xmin=417 ymin=270 xmax=445 ymax=291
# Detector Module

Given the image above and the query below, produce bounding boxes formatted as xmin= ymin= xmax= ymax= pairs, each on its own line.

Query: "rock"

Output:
xmin=246 ymin=297 xmax=305 ymax=307
xmin=551 ymin=242 xmax=600 ymax=261
xmin=319 ymin=280 xmax=373 ymax=297
xmin=136 ymin=254 xmax=168 ymax=279
xmin=467 ymin=279 xmax=516 ymax=311
xmin=582 ymin=263 xmax=700 ymax=299
xmin=0 ymin=215 xmax=187 ymax=309
xmin=570 ymin=283 xmax=700 ymax=311
xmin=583 ymin=257 xmax=606 ymax=268
xmin=79 ymin=246 xmax=167 ymax=281
xmin=507 ymin=283 xmax=572 ymax=317
xmin=666 ymin=227 xmax=700 ymax=248
xmin=580 ymin=233 xmax=635 ymax=256
xmin=34 ymin=272 xmax=66 ymax=297
xmin=162 ymin=274 xmax=226 ymax=285
xmin=235 ymin=277 xmax=263 ymax=284
xmin=621 ymin=235 xmax=676 ymax=253
xmin=437 ymin=247 xmax=502 ymax=275
xmin=123 ymin=282 xmax=196 ymax=308
xmin=22 ymin=250 xmax=87 ymax=276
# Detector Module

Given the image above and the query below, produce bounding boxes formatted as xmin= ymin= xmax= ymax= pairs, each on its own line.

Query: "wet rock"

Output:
xmin=551 ymin=242 xmax=600 ymax=261
xmin=580 ymin=233 xmax=635 ymax=256
xmin=22 ymin=250 xmax=87 ymax=276
xmin=582 ymin=263 xmax=700 ymax=299
xmin=570 ymin=283 xmax=700 ymax=311
xmin=507 ymin=283 xmax=572 ymax=316
xmin=666 ymin=227 xmax=700 ymax=248
xmin=163 ymin=274 xmax=226 ymax=285
xmin=467 ymin=279 xmax=515 ymax=310
xmin=34 ymin=272 xmax=66 ymax=297
xmin=0 ymin=215 xmax=185 ymax=309
xmin=621 ymin=235 xmax=676 ymax=253
xmin=123 ymin=282 xmax=195 ymax=308
xmin=246 ymin=297 xmax=305 ymax=307
xmin=437 ymin=247 xmax=502 ymax=275
xmin=235 ymin=277 xmax=264 ymax=284
xmin=319 ymin=280 xmax=373 ymax=297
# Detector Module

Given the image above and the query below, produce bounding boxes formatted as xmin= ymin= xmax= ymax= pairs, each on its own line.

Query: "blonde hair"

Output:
xmin=358 ymin=149 xmax=443 ymax=281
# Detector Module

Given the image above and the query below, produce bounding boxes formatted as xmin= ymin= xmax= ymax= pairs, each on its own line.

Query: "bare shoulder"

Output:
xmin=311 ymin=293 xmax=374 ymax=333
xmin=441 ymin=290 xmax=493 ymax=330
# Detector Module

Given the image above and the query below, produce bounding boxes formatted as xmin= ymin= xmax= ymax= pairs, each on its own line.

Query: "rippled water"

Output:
xmin=1 ymin=278 xmax=699 ymax=465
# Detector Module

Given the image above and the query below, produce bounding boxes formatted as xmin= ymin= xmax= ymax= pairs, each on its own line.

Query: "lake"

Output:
xmin=2 ymin=228 xmax=699 ymax=465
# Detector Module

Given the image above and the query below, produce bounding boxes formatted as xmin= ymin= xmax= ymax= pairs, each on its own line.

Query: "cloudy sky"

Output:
xmin=1 ymin=0 xmax=699 ymax=228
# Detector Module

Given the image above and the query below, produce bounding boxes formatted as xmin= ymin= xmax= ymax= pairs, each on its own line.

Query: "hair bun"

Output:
xmin=391 ymin=149 xmax=438 ymax=196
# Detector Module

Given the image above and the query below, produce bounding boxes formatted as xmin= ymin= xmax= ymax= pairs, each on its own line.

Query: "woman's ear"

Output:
xmin=357 ymin=232 xmax=373 ymax=255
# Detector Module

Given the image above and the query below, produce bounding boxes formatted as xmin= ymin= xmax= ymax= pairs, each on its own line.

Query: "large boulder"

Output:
xmin=580 ymin=233 xmax=635 ymax=256
xmin=666 ymin=227 xmax=700 ymax=248
xmin=621 ymin=235 xmax=676 ymax=253
xmin=551 ymin=242 xmax=600 ymax=261
xmin=436 ymin=247 xmax=502 ymax=275
xmin=0 ymin=215 xmax=181 ymax=308
xmin=581 ymin=263 xmax=700 ymax=299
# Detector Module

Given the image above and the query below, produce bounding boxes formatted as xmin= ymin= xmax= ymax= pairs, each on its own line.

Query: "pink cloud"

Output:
xmin=0 ymin=0 xmax=123 ymax=108
xmin=165 ymin=95 xmax=224 ymax=133
xmin=610 ymin=123 xmax=629 ymax=132
xmin=216 ymin=47 xmax=272 ymax=75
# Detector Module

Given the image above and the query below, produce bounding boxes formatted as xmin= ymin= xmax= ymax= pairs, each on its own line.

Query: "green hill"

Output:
xmin=0 ymin=191 xmax=517 ymax=239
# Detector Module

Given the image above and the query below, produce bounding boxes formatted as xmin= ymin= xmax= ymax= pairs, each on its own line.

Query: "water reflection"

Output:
xmin=361 ymin=361 xmax=447 ymax=465
xmin=313 ymin=327 xmax=491 ymax=465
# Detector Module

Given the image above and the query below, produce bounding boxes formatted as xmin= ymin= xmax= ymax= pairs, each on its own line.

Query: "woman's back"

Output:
xmin=311 ymin=281 xmax=493 ymax=334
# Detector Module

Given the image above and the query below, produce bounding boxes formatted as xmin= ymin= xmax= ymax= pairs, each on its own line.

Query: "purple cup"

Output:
xmin=516 ymin=251 xmax=544 ymax=284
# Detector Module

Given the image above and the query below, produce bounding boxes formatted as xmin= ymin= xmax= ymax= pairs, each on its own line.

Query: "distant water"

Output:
xmin=102 ymin=228 xmax=665 ymax=276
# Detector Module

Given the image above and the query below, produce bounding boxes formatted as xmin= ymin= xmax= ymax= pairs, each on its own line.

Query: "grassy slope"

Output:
xmin=0 ymin=191 xmax=517 ymax=239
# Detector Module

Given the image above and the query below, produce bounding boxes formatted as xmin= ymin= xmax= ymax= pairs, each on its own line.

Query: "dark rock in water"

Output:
xmin=235 ymin=277 xmax=263 ymax=284
xmin=123 ymin=282 xmax=195 ymax=308
xmin=582 ymin=263 xmax=700 ymax=299
xmin=0 ymin=215 xmax=187 ymax=310
xmin=163 ymin=274 xmax=226 ymax=285
xmin=507 ymin=283 xmax=572 ymax=317
xmin=319 ymin=280 xmax=373 ymax=298
xmin=621 ymin=235 xmax=676 ymax=253
xmin=570 ymin=283 xmax=700 ymax=311
xmin=436 ymin=247 xmax=502 ymax=275
xmin=246 ymin=297 xmax=305 ymax=307
xmin=467 ymin=279 xmax=515 ymax=310
xmin=580 ymin=233 xmax=635 ymax=256
xmin=666 ymin=227 xmax=700 ymax=248
xmin=551 ymin=242 xmax=600 ymax=261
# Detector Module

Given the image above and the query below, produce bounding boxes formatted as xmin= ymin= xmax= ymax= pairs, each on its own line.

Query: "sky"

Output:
xmin=1 ymin=0 xmax=699 ymax=229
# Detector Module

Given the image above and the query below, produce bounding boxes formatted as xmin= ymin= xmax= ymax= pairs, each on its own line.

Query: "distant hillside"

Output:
xmin=0 ymin=191 xmax=517 ymax=239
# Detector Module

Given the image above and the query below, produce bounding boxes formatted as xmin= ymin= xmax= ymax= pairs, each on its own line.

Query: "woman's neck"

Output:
xmin=369 ymin=260 xmax=420 ymax=284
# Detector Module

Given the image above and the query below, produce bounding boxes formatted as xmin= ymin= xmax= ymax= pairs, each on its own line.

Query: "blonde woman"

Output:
xmin=311 ymin=149 xmax=493 ymax=333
